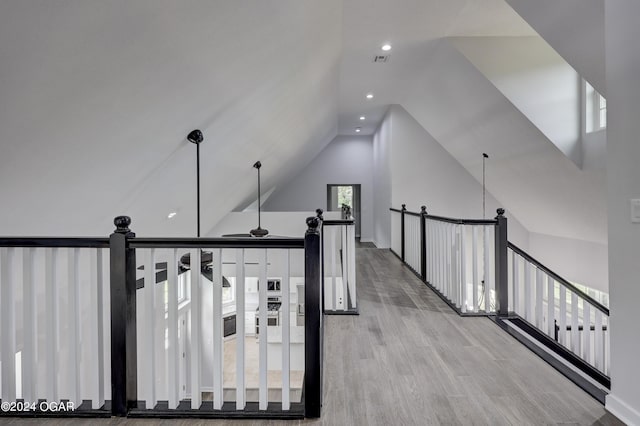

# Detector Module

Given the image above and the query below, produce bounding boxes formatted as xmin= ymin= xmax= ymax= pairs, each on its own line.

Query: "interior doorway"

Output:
xmin=327 ymin=184 xmax=361 ymax=238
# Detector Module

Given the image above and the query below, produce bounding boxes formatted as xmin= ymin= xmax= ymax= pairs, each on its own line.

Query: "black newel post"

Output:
xmin=401 ymin=204 xmax=407 ymax=262
xmin=304 ymin=216 xmax=322 ymax=418
xmin=494 ymin=208 xmax=509 ymax=317
xmin=110 ymin=216 xmax=137 ymax=416
xmin=420 ymin=205 xmax=427 ymax=282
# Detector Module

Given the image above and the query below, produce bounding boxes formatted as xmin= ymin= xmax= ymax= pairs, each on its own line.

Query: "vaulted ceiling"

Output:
xmin=0 ymin=1 xmax=572 ymax=237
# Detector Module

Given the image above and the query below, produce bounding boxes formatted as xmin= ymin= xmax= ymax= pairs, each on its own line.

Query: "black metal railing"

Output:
xmin=0 ymin=215 xmax=324 ymax=419
xmin=390 ymin=205 xmax=508 ymax=316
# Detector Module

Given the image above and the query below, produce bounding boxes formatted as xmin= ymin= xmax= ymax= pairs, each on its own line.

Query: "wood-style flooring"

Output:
xmin=0 ymin=247 xmax=624 ymax=425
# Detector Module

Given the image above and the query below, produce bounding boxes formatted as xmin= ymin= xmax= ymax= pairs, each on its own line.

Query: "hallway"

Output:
xmin=0 ymin=247 xmax=623 ymax=426
xmin=320 ymin=247 xmax=620 ymax=425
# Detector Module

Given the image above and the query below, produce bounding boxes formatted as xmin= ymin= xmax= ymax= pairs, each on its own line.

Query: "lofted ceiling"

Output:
xmin=337 ymin=0 xmax=535 ymax=136
xmin=0 ymin=0 xmax=571 ymax=237
xmin=0 ymin=0 xmax=341 ymax=236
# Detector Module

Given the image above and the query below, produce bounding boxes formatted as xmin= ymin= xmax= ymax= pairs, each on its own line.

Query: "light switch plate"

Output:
xmin=631 ymin=199 xmax=640 ymax=223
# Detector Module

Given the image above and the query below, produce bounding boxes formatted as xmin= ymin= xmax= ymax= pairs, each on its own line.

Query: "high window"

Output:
xmin=585 ymin=80 xmax=607 ymax=132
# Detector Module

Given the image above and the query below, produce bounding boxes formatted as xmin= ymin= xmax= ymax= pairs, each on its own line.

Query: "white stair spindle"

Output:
xmin=22 ymin=247 xmax=37 ymax=403
xmin=583 ymin=302 xmax=592 ymax=364
xmin=282 ymin=250 xmax=291 ymax=410
xmin=166 ymin=249 xmax=179 ymax=409
xmin=144 ymin=249 xmax=157 ymax=409
xmin=68 ymin=247 xmax=82 ymax=406
xmin=594 ymin=309 xmax=603 ymax=371
xmin=471 ymin=226 xmax=478 ymax=313
xmin=483 ymin=226 xmax=490 ymax=313
xmin=44 ymin=248 xmax=59 ymax=402
xmin=559 ymin=286 xmax=567 ymax=346
xmin=547 ymin=276 xmax=555 ymax=337
xmin=460 ymin=226 xmax=467 ymax=312
xmin=212 ymin=249 xmax=223 ymax=410
xmin=571 ymin=292 xmax=579 ymax=354
xmin=512 ymin=252 xmax=520 ymax=315
xmin=524 ymin=262 xmax=532 ymax=322
xmin=1 ymin=248 xmax=16 ymax=402
xmin=235 ymin=249 xmax=246 ymax=409
xmin=190 ymin=248 xmax=201 ymax=409
xmin=94 ymin=249 xmax=105 ymax=409
xmin=258 ymin=249 xmax=268 ymax=410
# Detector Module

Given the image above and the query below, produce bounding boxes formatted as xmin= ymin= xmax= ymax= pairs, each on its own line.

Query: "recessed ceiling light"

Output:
xmin=167 ymin=212 xmax=177 ymax=219
xmin=359 ymin=116 xmax=366 ymax=120
xmin=366 ymin=93 xmax=374 ymax=99
xmin=355 ymin=127 xmax=361 ymax=133
xmin=381 ymin=44 xmax=392 ymax=51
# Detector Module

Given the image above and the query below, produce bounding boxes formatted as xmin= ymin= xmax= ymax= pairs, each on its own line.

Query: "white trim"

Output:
xmin=606 ymin=393 xmax=640 ymax=426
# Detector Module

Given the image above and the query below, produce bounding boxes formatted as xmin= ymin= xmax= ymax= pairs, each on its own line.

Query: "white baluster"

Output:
xmin=281 ymin=250 xmax=291 ymax=410
xmin=571 ymin=292 xmax=579 ymax=354
xmin=512 ymin=252 xmax=520 ymax=315
xmin=143 ymin=249 xmax=157 ymax=409
xmin=583 ymin=302 xmax=591 ymax=364
xmin=258 ymin=249 xmax=268 ymax=410
xmin=460 ymin=226 xmax=467 ymax=312
xmin=594 ymin=309 xmax=603 ymax=372
xmin=93 ymin=249 xmax=105 ymax=409
xmin=1 ymin=247 xmax=16 ymax=402
xmin=535 ymin=268 xmax=543 ymax=329
xmin=212 ymin=249 xmax=223 ymax=410
xmin=483 ymin=226 xmax=490 ymax=313
xmin=559 ymin=286 xmax=567 ymax=347
xmin=68 ymin=247 xmax=82 ymax=406
xmin=190 ymin=249 xmax=201 ymax=409
xmin=471 ymin=226 xmax=478 ymax=313
xmin=22 ymin=248 xmax=37 ymax=403
xmin=547 ymin=276 xmax=555 ymax=338
xmin=235 ymin=249 xmax=246 ymax=409
xmin=330 ymin=227 xmax=336 ymax=311
xmin=44 ymin=248 xmax=59 ymax=402
xmin=166 ymin=249 xmax=179 ymax=409
xmin=524 ymin=262 xmax=532 ymax=322
xmin=341 ymin=226 xmax=348 ymax=311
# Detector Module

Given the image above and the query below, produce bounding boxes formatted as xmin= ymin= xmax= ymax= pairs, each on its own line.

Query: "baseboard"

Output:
xmin=606 ymin=393 xmax=640 ymax=426
xmin=359 ymin=238 xmax=374 ymax=243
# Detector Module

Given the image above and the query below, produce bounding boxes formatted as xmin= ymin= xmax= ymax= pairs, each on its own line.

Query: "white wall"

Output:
xmin=261 ymin=135 xmax=374 ymax=242
xmin=604 ymin=1 xmax=640 ymax=423
xmin=372 ymin=109 xmax=392 ymax=248
xmin=452 ymin=36 xmax=582 ymax=168
xmin=506 ymin=0 xmax=605 ymax=96
xmin=529 ymin=233 xmax=608 ymax=292
xmin=387 ymin=105 xmax=530 ymax=248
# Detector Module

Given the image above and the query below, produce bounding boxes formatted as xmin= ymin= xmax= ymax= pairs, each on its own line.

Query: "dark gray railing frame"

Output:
xmin=390 ymin=205 xmax=509 ymax=317
xmin=0 ymin=215 xmax=323 ymax=419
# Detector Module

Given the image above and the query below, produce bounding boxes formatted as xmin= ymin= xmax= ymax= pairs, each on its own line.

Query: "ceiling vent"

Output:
xmin=373 ymin=55 xmax=390 ymax=63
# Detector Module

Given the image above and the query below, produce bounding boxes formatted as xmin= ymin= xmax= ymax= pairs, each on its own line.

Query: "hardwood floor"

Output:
xmin=0 ymin=248 xmax=624 ymax=425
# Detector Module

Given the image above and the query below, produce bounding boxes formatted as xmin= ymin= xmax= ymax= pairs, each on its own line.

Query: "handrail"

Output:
xmin=0 ymin=237 xmax=109 ymax=248
xmin=425 ymin=214 xmax=496 ymax=225
xmin=322 ymin=219 xmax=355 ymax=226
xmin=129 ymin=237 xmax=304 ymax=249
xmin=389 ymin=207 xmax=497 ymax=225
xmin=508 ymin=241 xmax=609 ymax=316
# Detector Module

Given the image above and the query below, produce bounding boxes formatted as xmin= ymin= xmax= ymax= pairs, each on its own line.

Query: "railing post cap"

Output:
xmin=496 ymin=208 xmax=505 ymax=217
xmin=315 ymin=208 xmax=324 ymax=220
xmin=114 ymin=216 xmax=132 ymax=234
xmin=421 ymin=205 xmax=427 ymax=214
xmin=401 ymin=204 xmax=406 ymax=211
xmin=306 ymin=216 xmax=320 ymax=235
